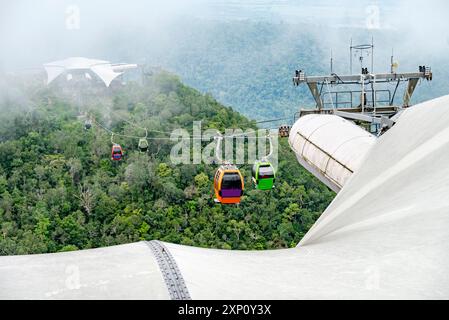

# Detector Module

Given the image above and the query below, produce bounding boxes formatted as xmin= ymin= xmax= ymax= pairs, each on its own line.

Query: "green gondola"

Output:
xmin=252 ymin=160 xmax=276 ymax=190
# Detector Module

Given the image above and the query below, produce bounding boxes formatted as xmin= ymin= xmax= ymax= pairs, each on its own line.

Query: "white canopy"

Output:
xmin=43 ymin=57 xmax=136 ymax=87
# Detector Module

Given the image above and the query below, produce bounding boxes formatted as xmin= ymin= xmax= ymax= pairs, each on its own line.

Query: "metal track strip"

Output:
xmin=146 ymin=240 xmax=191 ymax=300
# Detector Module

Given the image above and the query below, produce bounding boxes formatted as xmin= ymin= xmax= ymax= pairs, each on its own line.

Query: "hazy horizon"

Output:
xmin=1 ymin=0 xmax=448 ymax=120
xmin=1 ymin=0 xmax=448 ymax=70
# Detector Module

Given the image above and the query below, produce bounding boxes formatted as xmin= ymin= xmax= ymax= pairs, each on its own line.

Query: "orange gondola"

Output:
xmin=214 ymin=164 xmax=244 ymax=204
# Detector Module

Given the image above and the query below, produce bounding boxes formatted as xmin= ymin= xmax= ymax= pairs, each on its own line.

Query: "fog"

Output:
xmin=1 ymin=0 xmax=448 ymax=116
xmin=0 ymin=0 xmax=202 ymax=70
xmin=1 ymin=1 xmax=448 ymax=68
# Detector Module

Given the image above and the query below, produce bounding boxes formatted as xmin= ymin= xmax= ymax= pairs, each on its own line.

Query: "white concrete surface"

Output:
xmin=0 ymin=242 xmax=169 ymax=299
xmin=1 ymin=95 xmax=449 ymax=299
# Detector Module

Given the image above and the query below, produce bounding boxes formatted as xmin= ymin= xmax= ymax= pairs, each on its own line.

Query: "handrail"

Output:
xmin=321 ymin=89 xmax=392 ymax=109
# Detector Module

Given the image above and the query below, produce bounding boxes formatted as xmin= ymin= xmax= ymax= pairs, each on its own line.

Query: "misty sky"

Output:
xmin=1 ymin=0 xmax=448 ymax=71
xmin=0 ymin=0 xmax=448 ymax=120
xmin=0 ymin=0 xmax=449 ymax=92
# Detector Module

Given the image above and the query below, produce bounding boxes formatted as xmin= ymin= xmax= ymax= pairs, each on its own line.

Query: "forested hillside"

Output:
xmin=110 ymin=19 xmax=449 ymax=122
xmin=123 ymin=20 xmax=326 ymax=121
xmin=0 ymin=72 xmax=334 ymax=255
xmin=158 ymin=21 xmax=324 ymax=121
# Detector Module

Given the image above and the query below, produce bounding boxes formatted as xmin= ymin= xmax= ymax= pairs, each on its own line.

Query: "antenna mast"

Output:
xmin=350 ymin=38 xmax=352 ymax=74
xmin=350 ymin=38 xmax=374 ymax=74
xmin=330 ymin=49 xmax=334 ymax=74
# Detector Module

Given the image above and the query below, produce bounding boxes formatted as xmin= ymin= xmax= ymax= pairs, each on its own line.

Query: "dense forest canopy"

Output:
xmin=0 ymin=72 xmax=335 ymax=255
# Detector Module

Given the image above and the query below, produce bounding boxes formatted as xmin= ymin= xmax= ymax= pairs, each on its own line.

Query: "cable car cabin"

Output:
xmin=138 ymin=138 xmax=149 ymax=152
xmin=252 ymin=161 xmax=275 ymax=190
xmin=111 ymin=144 xmax=123 ymax=161
xmin=84 ymin=120 xmax=92 ymax=130
xmin=214 ymin=165 xmax=244 ymax=204
xmin=279 ymin=125 xmax=290 ymax=138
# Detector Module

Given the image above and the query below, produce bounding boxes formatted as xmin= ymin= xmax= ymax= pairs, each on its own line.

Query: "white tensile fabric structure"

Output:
xmin=289 ymin=114 xmax=377 ymax=192
xmin=43 ymin=57 xmax=137 ymax=87
xmin=1 ymin=95 xmax=449 ymax=299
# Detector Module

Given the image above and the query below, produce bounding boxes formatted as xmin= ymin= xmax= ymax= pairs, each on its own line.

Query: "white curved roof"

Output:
xmin=1 ymin=95 xmax=449 ymax=299
xmin=43 ymin=57 xmax=134 ymax=87
xmin=44 ymin=57 xmax=110 ymax=70
xmin=289 ymin=114 xmax=377 ymax=192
